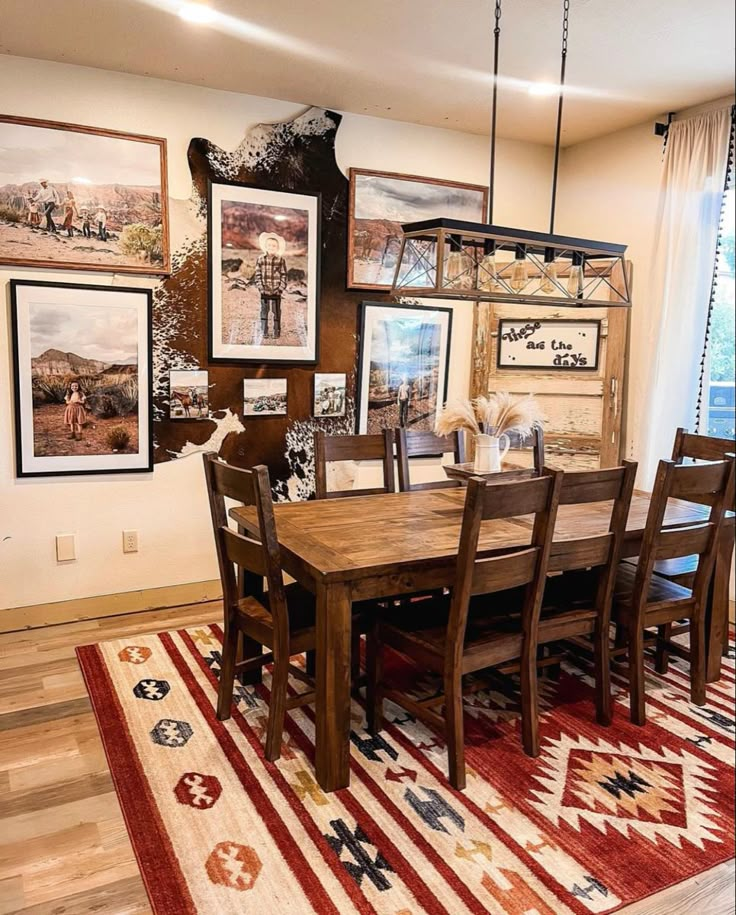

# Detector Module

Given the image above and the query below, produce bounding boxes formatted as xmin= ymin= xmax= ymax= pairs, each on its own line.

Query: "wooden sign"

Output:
xmin=497 ymin=319 xmax=601 ymax=371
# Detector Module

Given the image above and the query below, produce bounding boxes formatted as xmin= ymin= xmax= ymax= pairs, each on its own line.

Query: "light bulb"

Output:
xmin=510 ymin=244 xmax=529 ymax=293
xmin=478 ymin=239 xmax=501 ymax=292
xmin=445 ymin=235 xmax=473 ymax=289
xmin=540 ymin=247 xmax=558 ymax=294
xmin=567 ymin=252 xmax=585 ymax=298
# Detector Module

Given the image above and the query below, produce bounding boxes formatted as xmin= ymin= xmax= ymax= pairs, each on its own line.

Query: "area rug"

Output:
xmin=77 ymin=625 xmax=735 ymax=915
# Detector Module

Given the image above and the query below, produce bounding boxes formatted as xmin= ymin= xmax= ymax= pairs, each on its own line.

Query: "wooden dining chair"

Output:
xmin=396 ymin=428 xmax=466 ymax=492
xmin=366 ymin=470 xmax=563 ymax=790
xmin=505 ymin=426 xmax=546 ymax=477
xmin=314 ymin=430 xmax=395 ymax=499
xmin=203 ymin=452 xmax=362 ymax=762
xmin=611 ymin=457 xmax=734 ymax=724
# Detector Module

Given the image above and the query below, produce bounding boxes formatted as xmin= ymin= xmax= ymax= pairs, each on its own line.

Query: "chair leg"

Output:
xmin=265 ymin=653 xmax=288 ymax=762
xmin=691 ymin=611 xmax=707 ymax=707
xmin=216 ymin=621 xmax=238 ymax=721
xmin=365 ymin=628 xmax=383 ymax=735
xmin=520 ymin=647 xmax=540 ymax=757
xmin=628 ymin=621 xmax=646 ymax=726
xmin=444 ymin=671 xmax=466 ymax=790
xmin=594 ymin=620 xmax=612 ymax=726
xmin=305 ymin=649 xmax=316 ymax=678
xmin=655 ymin=623 xmax=671 ymax=674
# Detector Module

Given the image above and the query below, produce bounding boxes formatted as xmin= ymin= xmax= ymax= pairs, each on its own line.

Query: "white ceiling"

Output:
xmin=1 ymin=0 xmax=733 ymax=146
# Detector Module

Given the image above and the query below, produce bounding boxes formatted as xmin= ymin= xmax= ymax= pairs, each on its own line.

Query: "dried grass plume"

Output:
xmin=435 ymin=392 xmax=544 ymax=438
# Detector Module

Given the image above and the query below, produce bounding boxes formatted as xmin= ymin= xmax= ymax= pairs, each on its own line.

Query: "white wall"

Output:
xmin=554 ymin=118 xmax=666 ymax=463
xmin=0 ymin=55 xmax=555 ymax=611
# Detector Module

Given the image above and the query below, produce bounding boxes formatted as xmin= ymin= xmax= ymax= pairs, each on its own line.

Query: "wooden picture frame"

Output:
xmin=347 ymin=168 xmax=487 ymax=291
xmin=496 ymin=318 xmax=601 ymax=371
xmin=208 ymin=179 xmax=321 ymax=365
xmin=11 ymin=279 xmax=154 ymax=477
xmin=0 ymin=115 xmax=170 ymax=275
xmin=356 ymin=301 xmax=453 ymax=434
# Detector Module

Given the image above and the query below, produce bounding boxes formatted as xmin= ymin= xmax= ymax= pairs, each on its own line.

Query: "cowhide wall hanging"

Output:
xmin=152 ymin=107 xmax=390 ymax=500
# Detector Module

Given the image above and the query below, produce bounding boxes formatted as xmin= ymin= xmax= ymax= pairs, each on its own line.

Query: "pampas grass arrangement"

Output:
xmin=435 ymin=392 xmax=544 ymax=438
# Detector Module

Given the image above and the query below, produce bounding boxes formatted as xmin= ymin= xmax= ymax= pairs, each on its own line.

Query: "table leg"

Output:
xmin=315 ymin=581 xmax=352 ymax=792
xmin=706 ymin=525 xmax=734 ymax=683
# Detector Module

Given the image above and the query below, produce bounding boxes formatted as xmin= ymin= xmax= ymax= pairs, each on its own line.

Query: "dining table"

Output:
xmin=231 ymin=486 xmax=733 ymax=793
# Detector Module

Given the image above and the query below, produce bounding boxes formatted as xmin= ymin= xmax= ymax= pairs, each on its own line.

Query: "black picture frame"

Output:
xmin=10 ymin=278 xmax=154 ymax=478
xmin=496 ymin=318 xmax=601 ymax=371
xmin=356 ymin=301 xmax=454 ymax=434
xmin=207 ymin=178 xmax=322 ymax=366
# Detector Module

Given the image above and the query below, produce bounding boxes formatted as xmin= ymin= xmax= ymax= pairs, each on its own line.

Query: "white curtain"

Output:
xmin=637 ymin=106 xmax=733 ymax=487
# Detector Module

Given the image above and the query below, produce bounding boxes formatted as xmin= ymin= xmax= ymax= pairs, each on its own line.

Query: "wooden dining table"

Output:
xmin=232 ymin=487 xmax=733 ymax=793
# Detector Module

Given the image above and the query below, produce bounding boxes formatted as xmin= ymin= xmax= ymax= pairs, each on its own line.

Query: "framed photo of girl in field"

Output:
xmin=10 ymin=280 xmax=153 ymax=477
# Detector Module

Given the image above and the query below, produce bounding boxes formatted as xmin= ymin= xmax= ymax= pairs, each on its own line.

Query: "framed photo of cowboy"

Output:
xmin=208 ymin=180 xmax=321 ymax=364
xmin=0 ymin=115 xmax=170 ymax=275
xmin=169 ymin=370 xmax=209 ymax=420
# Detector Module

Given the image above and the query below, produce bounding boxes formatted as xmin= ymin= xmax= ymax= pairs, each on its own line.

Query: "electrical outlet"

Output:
xmin=56 ymin=533 xmax=76 ymax=562
xmin=123 ymin=530 xmax=139 ymax=553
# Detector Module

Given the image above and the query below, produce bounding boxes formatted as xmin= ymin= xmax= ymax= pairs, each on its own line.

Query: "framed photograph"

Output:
xmin=243 ymin=378 xmax=287 ymax=416
xmin=357 ymin=302 xmax=453 ymax=434
xmin=314 ymin=373 xmax=347 ymax=417
xmin=348 ymin=168 xmax=487 ymax=291
xmin=169 ymin=370 xmax=209 ymax=420
xmin=208 ymin=180 xmax=320 ymax=364
xmin=10 ymin=279 xmax=153 ymax=477
xmin=0 ymin=115 xmax=169 ymax=275
xmin=497 ymin=319 xmax=601 ymax=371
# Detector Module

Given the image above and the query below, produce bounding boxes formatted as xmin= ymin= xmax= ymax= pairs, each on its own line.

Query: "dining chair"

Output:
xmin=203 ymin=452 xmax=361 ymax=761
xmin=533 ymin=462 xmax=638 ymax=724
xmin=366 ymin=470 xmax=564 ymax=790
xmin=396 ymin=428 xmax=466 ymax=492
xmin=313 ymin=429 xmax=395 ymax=499
xmin=611 ymin=456 xmax=734 ymax=724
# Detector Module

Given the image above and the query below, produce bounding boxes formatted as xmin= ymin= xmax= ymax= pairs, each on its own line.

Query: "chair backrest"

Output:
xmin=672 ymin=427 xmax=736 ymax=505
xmin=633 ymin=457 xmax=734 ymax=615
xmin=396 ymin=428 xmax=466 ymax=492
xmin=445 ymin=469 xmax=564 ymax=670
xmin=202 ymin=453 xmax=289 ymax=644
xmin=314 ymin=430 xmax=395 ymax=499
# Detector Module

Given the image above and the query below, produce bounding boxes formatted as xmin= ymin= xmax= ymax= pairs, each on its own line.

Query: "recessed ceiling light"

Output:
xmin=178 ymin=3 xmax=216 ymax=25
xmin=528 ymin=82 xmax=559 ymax=97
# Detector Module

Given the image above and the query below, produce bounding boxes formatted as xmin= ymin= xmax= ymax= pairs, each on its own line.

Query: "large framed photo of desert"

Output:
xmin=348 ymin=168 xmax=487 ymax=290
xmin=11 ymin=280 xmax=153 ymax=477
xmin=356 ymin=302 xmax=453 ymax=434
xmin=0 ymin=115 xmax=170 ymax=275
xmin=208 ymin=180 xmax=320 ymax=364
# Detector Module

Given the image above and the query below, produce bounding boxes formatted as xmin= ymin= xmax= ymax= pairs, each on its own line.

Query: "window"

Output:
xmin=702 ymin=184 xmax=735 ymax=439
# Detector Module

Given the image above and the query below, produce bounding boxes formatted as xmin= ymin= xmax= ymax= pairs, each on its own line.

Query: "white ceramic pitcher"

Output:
xmin=474 ymin=432 xmax=510 ymax=473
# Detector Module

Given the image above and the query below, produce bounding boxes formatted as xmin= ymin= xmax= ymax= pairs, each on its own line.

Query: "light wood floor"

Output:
xmin=0 ymin=602 xmax=733 ymax=914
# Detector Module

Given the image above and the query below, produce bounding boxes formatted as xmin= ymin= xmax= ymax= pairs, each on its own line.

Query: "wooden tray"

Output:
xmin=443 ymin=461 xmax=532 ymax=481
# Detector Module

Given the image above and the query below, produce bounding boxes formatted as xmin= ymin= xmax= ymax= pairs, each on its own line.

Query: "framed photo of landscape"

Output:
xmin=347 ymin=168 xmax=487 ymax=290
xmin=356 ymin=302 xmax=453 ymax=434
xmin=11 ymin=280 xmax=153 ymax=477
xmin=243 ymin=378 xmax=288 ymax=416
xmin=208 ymin=180 xmax=321 ymax=365
xmin=0 ymin=115 xmax=170 ymax=275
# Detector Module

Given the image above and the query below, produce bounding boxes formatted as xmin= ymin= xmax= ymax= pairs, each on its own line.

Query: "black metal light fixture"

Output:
xmin=390 ymin=0 xmax=631 ymax=307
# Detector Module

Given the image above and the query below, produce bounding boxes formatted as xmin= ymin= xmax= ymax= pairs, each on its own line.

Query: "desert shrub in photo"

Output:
xmin=120 ymin=223 xmax=162 ymax=263
xmin=106 ymin=425 xmax=131 ymax=451
xmin=0 ymin=204 xmax=22 ymax=223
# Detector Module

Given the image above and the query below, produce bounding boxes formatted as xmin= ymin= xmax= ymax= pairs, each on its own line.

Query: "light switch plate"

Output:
xmin=55 ymin=533 xmax=76 ymax=562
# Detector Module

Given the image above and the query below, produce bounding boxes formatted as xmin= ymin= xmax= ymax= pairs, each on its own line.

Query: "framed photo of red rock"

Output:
xmin=347 ymin=168 xmax=487 ymax=291
xmin=0 ymin=115 xmax=170 ymax=275
xmin=208 ymin=180 xmax=321 ymax=365
xmin=10 ymin=279 xmax=153 ymax=478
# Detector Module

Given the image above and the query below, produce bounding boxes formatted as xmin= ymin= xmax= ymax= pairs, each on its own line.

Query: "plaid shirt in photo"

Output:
xmin=255 ymin=254 xmax=288 ymax=295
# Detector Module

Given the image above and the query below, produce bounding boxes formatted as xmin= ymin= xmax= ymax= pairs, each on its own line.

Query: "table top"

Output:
xmin=231 ymin=488 xmax=719 ymax=588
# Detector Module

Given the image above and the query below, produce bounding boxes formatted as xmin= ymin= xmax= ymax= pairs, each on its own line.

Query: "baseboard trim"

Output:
xmin=1 ymin=579 xmax=223 ymax=634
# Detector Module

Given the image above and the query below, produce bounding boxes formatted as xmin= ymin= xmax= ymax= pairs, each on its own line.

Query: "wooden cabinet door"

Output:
xmin=470 ymin=262 xmax=630 ymax=470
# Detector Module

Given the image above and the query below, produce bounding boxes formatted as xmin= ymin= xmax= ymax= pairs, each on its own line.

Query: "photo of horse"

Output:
xmin=169 ymin=370 xmax=209 ymax=420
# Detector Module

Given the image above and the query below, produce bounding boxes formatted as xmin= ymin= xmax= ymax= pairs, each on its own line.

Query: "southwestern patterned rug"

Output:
xmin=77 ymin=625 xmax=735 ymax=915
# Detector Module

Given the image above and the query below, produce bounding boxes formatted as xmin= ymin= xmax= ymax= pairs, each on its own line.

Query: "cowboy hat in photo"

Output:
xmin=258 ymin=231 xmax=286 ymax=256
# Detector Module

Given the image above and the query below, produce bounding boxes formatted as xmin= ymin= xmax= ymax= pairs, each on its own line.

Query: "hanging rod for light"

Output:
xmin=390 ymin=0 xmax=631 ymax=307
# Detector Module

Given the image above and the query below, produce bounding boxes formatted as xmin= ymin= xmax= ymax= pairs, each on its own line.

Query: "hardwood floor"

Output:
xmin=0 ymin=601 xmax=733 ymax=914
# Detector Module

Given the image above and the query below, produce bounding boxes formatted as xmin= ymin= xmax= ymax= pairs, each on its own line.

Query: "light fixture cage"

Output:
xmin=391 ymin=218 xmax=630 ymax=307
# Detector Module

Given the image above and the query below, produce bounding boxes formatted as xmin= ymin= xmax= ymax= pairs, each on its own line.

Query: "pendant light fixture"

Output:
xmin=390 ymin=0 xmax=631 ymax=307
